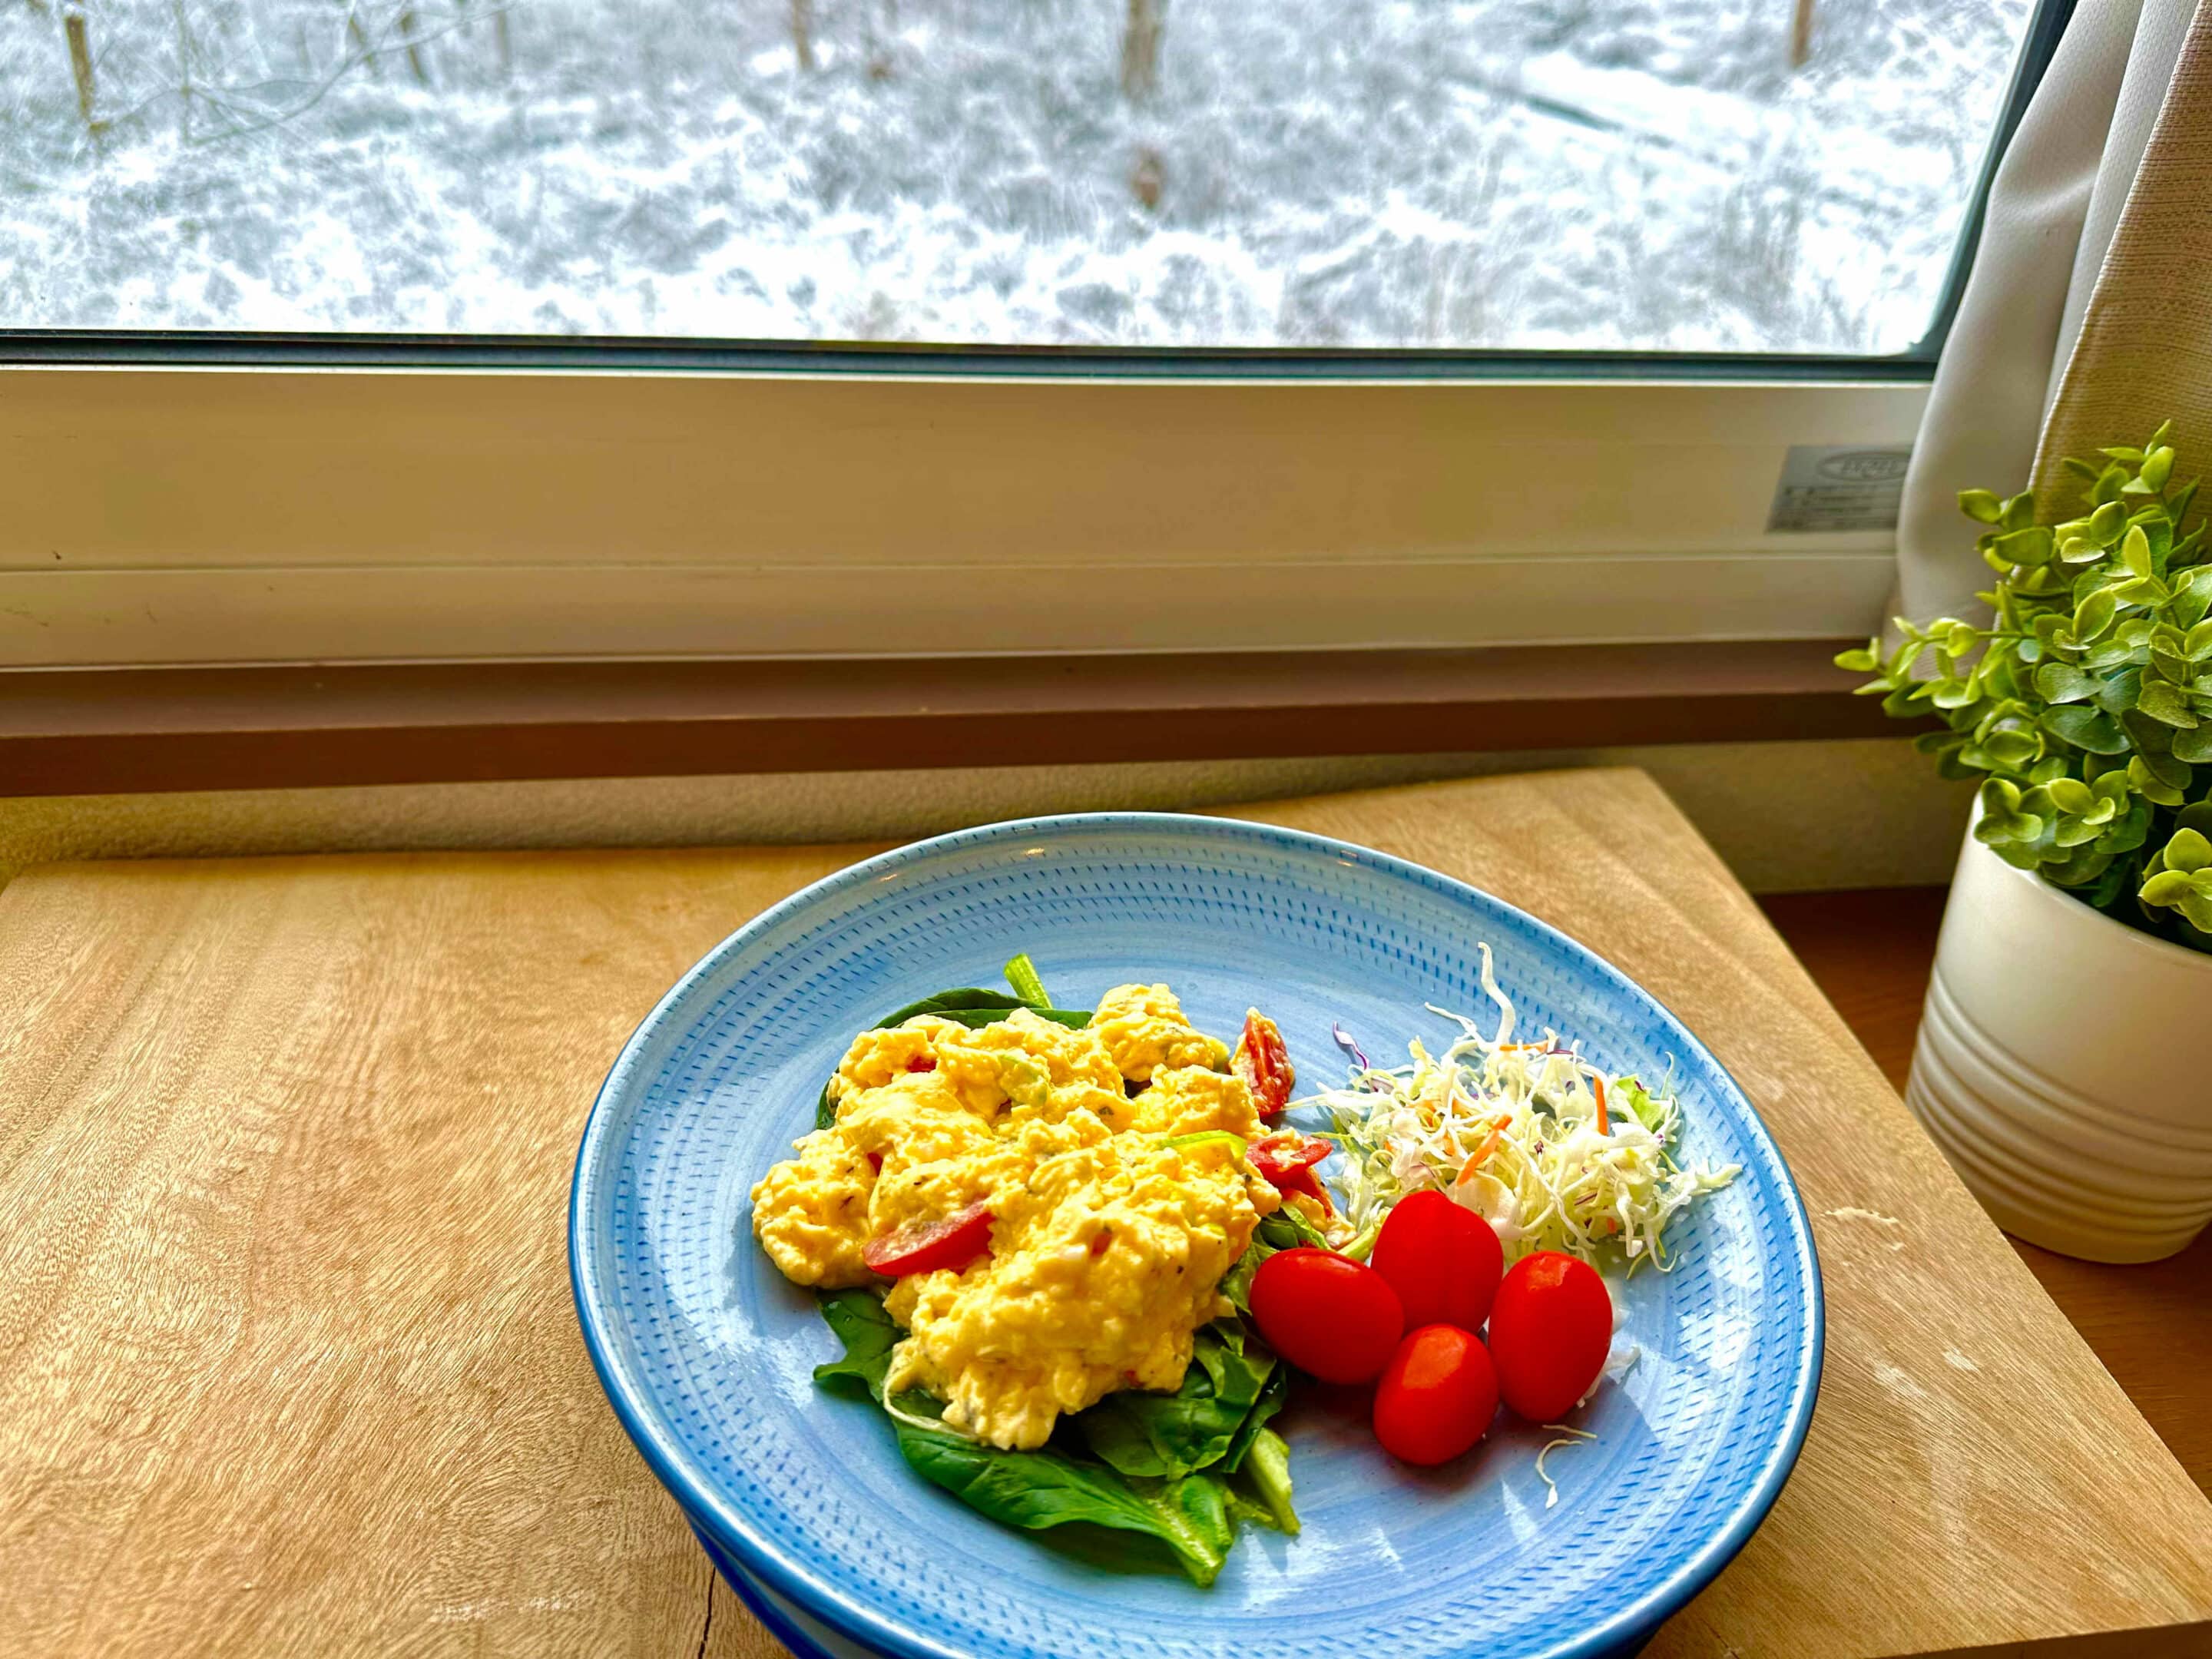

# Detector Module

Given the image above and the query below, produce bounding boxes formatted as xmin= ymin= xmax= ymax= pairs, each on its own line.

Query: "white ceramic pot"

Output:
xmin=1906 ymin=823 xmax=2212 ymax=1263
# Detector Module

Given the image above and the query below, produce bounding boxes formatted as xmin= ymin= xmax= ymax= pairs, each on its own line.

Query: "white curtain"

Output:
xmin=1895 ymin=0 xmax=2207 ymax=628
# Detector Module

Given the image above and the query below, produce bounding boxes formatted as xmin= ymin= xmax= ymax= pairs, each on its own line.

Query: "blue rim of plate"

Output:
xmin=690 ymin=1520 xmax=875 ymax=1659
xmin=570 ymin=811 xmax=1825 ymax=1659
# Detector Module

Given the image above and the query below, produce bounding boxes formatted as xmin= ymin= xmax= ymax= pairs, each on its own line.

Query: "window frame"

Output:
xmin=0 ymin=0 xmax=2072 ymax=679
xmin=0 ymin=368 xmax=1924 ymax=665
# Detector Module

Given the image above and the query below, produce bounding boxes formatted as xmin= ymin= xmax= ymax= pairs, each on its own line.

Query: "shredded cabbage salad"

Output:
xmin=1311 ymin=945 xmax=1740 ymax=1274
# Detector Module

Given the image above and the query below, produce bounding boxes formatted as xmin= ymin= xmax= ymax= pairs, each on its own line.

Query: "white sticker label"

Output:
xmin=1767 ymin=445 xmax=1912 ymax=534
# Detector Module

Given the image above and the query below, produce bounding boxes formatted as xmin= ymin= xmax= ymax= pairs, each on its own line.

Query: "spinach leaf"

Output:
xmin=1230 ymin=1427 xmax=1300 ymax=1536
xmin=1071 ymin=1397 xmax=1171 ymax=1478
xmin=876 ymin=988 xmax=1094 ymax=1031
xmin=1075 ymin=1324 xmax=1275 ymax=1480
xmin=1220 ymin=1242 xmax=1267 ymax=1318
xmin=1223 ymin=1488 xmax=1277 ymax=1533
xmin=1220 ymin=1206 xmax=1337 ymax=1299
xmin=1159 ymin=1477 xmax=1230 ymax=1584
xmin=895 ymin=1426 xmax=1232 ymax=1587
xmin=1194 ymin=1322 xmax=1270 ymax=1412
xmin=879 ymin=988 xmax=1035 ymax=1023
xmin=810 ymin=1293 xmax=1290 ymax=1586
xmin=1220 ymin=1365 xmax=1287 ymax=1475
xmin=1223 ymin=1215 xmax=1323 ymax=1316
xmin=812 ymin=1288 xmax=899 ymax=1402
xmin=1076 ymin=1369 xmax=1245 ymax=1481
xmin=1258 ymin=1206 xmax=1333 ymax=1250
xmin=812 ymin=986 xmax=1093 ymax=1128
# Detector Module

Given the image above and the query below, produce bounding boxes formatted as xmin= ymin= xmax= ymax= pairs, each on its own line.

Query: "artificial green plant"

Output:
xmin=1844 ymin=420 xmax=2212 ymax=950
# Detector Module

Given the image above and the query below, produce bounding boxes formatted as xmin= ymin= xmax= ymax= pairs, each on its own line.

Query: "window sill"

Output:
xmin=0 ymin=640 xmax=1919 ymax=796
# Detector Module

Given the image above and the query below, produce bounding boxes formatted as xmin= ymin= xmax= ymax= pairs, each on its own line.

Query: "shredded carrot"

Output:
xmin=1454 ymin=1137 xmax=1498 ymax=1187
xmin=1593 ymin=1075 xmax=1609 ymax=1135
xmin=1453 ymin=1114 xmax=1515 ymax=1186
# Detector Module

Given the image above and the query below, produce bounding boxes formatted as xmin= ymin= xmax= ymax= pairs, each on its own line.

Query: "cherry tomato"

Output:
xmin=1233 ymin=1011 xmax=1295 ymax=1117
xmin=1372 ymin=1324 xmax=1498 ymax=1465
xmin=1369 ymin=1188 xmax=1504 ymax=1332
xmin=1485 ymin=1250 xmax=1613 ymax=1421
xmin=1248 ymin=1247 xmax=1403 ymax=1384
xmin=863 ymin=1201 xmax=994 ymax=1277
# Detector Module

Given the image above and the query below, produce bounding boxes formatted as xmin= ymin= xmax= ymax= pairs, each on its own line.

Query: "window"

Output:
xmin=6 ymin=0 xmax=2048 ymax=353
xmin=0 ymin=2 xmax=2069 ymax=675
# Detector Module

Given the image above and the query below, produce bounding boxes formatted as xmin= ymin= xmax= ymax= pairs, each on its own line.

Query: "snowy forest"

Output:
xmin=1 ymin=0 xmax=2031 ymax=349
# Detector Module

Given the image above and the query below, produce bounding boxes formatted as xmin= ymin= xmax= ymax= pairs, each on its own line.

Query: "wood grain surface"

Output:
xmin=2 ymin=769 xmax=2209 ymax=1659
xmin=1762 ymin=887 xmax=2212 ymax=1499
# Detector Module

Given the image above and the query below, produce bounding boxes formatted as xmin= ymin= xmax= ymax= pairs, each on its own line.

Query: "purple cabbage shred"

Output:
xmin=1331 ymin=1023 xmax=1372 ymax=1074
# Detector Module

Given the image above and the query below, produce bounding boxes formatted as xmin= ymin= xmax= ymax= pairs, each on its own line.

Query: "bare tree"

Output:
xmin=1790 ymin=0 xmax=1815 ymax=67
xmin=1131 ymin=146 xmax=1164 ymax=209
xmin=1120 ymin=0 xmax=1162 ymax=101
xmin=396 ymin=5 xmax=429 ymax=82
xmin=345 ymin=2 xmax=380 ymax=78
xmin=61 ymin=8 xmax=99 ymax=132
xmin=791 ymin=0 xmax=813 ymax=70
xmin=174 ymin=0 xmax=196 ymax=134
xmin=866 ymin=0 xmax=896 ymax=81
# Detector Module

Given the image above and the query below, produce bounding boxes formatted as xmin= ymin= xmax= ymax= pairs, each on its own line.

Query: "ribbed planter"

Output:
xmin=1906 ymin=823 xmax=2212 ymax=1263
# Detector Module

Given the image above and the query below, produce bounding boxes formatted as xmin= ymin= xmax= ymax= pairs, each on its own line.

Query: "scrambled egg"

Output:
xmin=750 ymin=983 xmax=1280 ymax=1449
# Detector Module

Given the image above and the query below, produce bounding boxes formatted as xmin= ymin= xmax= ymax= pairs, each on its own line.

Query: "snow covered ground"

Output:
xmin=0 ymin=0 xmax=2033 ymax=350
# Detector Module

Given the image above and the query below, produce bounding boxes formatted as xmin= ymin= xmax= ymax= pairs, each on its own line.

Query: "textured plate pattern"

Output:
xmin=571 ymin=814 xmax=1822 ymax=1659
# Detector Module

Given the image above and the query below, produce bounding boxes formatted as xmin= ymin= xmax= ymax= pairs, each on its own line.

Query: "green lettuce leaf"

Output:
xmin=1075 ymin=1323 xmax=1274 ymax=1479
xmin=809 ymin=1293 xmax=1295 ymax=1586
xmin=1220 ymin=1366 xmax=1288 ymax=1476
xmin=811 ymin=1288 xmax=899 ymax=1402
xmin=1231 ymin=1427 xmax=1300 ymax=1536
xmin=894 ymin=1426 xmax=1235 ymax=1587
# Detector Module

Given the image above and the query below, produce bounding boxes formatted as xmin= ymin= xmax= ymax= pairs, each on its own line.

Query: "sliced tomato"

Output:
xmin=863 ymin=1201 xmax=994 ymax=1277
xmin=1275 ymin=1164 xmax=1336 ymax=1216
xmin=1249 ymin=1131 xmax=1335 ymax=1214
xmin=1233 ymin=1010 xmax=1295 ymax=1118
xmin=1249 ymin=1131 xmax=1328 ymax=1181
xmin=1283 ymin=1167 xmax=1327 ymax=1220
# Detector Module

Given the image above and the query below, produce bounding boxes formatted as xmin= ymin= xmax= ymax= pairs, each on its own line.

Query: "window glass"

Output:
xmin=3 ymin=0 xmax=2036 ymax=351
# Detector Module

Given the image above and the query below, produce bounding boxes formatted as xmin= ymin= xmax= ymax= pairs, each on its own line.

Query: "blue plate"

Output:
xmin=571 ymin=813 xmax=1823 ymax=1659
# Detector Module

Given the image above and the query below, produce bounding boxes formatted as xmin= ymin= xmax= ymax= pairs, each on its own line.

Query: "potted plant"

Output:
xmin=1846 ymin=422 xmax=2212 ymax=1263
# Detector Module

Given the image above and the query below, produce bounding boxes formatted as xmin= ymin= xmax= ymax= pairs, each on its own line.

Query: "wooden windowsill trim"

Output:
xmin=0 ymin=641 xmax=1917 ymax=797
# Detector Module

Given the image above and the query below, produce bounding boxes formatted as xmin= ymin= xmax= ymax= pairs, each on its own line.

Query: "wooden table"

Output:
xmin=1763 ymin=888 xmax=2212 ymax=1499
xmin=5 ymin=769 xmax=2210 ymax=1658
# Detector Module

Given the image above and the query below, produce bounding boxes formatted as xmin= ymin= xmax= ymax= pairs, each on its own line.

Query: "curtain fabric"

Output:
xmin=1894 ymin=0 xmax=2206 ymax=629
